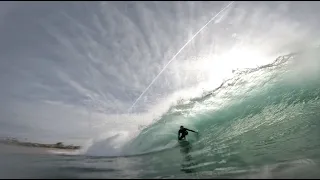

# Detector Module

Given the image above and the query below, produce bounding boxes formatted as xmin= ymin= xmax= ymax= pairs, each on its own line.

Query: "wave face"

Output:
xmin=117 ymin=48 xmax=320 ymax=169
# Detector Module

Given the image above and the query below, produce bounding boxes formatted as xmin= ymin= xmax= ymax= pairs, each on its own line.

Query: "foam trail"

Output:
xmin=128 ymin=1 xmax=235 ymax=112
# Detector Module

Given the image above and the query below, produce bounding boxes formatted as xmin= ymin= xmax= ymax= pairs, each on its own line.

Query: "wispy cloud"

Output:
xmin=1 ymin=1 xmax=320 ymax=143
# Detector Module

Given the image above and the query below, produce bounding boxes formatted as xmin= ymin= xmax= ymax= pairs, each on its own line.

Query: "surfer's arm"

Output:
xmin=186 ymin=128 xmax=197 ymax=133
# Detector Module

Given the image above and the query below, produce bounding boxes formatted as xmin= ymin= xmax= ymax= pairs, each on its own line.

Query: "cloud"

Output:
xmin=1 ymin=1 xmax=320 ymax=144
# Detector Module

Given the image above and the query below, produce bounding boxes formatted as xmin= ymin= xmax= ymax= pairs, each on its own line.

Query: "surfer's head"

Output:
xmin=180 ymin=126 xmax=184 ymax=129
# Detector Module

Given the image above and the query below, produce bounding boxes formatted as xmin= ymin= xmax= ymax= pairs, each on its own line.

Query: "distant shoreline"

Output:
xmin=0 ymin=138 xmax=81 ymax=150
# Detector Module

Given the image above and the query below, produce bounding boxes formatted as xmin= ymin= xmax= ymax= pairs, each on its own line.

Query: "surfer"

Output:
xmin=178 ymin=126 xmax=198 ymax=140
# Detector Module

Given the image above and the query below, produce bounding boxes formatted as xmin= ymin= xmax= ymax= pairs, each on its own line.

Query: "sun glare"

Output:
xmin=183 ymin=46 xmax=271 ymax=90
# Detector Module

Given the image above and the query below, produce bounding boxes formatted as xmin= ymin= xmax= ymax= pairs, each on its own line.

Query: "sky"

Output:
xmin=1 ymin=1 xmax=320 ymax=145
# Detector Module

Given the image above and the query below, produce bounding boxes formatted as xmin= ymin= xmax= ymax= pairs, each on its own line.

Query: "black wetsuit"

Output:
xmin=178 ymin=128 xmax=196 ymax=140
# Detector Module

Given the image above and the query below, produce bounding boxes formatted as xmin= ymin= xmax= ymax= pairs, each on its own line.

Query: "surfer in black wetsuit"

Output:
xmin=178 ymin=126 xmax=197 ymax=140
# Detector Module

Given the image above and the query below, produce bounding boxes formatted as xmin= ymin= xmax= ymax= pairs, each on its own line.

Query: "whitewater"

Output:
xmin=1 ymin=1 xmax=320 ymax=179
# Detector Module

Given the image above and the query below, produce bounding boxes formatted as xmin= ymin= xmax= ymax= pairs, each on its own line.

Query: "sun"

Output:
xmin=221 ymin=47 xmax=271 ymax=70
xmin=182 ymin=46 xmax=272 ymax=90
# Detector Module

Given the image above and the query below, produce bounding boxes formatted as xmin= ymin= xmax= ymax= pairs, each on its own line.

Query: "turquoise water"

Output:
xmin=2 ymin=49 xmax=320 ymax=178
